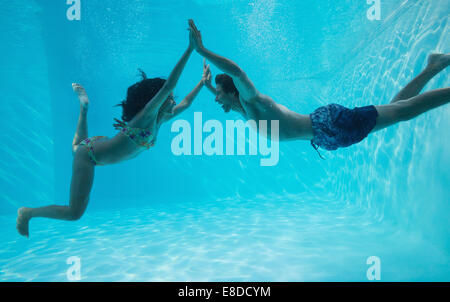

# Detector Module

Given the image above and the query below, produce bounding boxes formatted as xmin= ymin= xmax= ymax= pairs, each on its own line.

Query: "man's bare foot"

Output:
xmin=16 ymin=207 xmax=31 ymax=238
xmin=72 ymin=83 xmax=89 ymax=110
xmin=427 ymin=53 xmax=450 ymax=71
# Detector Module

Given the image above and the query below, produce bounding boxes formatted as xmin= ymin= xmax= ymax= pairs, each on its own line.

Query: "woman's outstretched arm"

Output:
xmin=164 ymin=59 xmax=212 ymax=121
xmin=168 ymin=80 xmax=203 ymax=120
xmin=141 ymin=33 xmax=195 ymax=119
xmin=202 ymin=58 xmax=217 ymax=95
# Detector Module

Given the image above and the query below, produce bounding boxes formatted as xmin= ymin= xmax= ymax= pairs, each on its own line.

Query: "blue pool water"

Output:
xmin=1 ymin=0 xmax=449 ymax=281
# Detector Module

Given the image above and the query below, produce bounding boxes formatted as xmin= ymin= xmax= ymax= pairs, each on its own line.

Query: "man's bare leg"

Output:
xmin=390 ymin=53 xmax=450 ymax=103
xmin=395 ymin=87 xmax=450 ymax=120
xmin=372 ymin=54 xmax=450 ymax=132
xmin=374 ymin=87 xmax=450 ymax=132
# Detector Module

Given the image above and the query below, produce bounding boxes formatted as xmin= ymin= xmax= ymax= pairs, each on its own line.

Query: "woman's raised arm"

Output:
xmin=141 ymin=29 xmax=195 ymax=119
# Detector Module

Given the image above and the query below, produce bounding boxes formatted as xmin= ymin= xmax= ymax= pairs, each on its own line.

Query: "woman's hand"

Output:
xmin=188 ymin=19 xmax=204 ymax=52
xmin=201 ymin=59 xmax=211 ymax=86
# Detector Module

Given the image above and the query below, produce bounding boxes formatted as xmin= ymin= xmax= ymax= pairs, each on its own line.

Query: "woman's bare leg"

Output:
xmin=72 ymin=83 xmax=90 ymax=154
xmin=16 ymin=83 xmax=94 ymax=237
xmin=16 ymin=148 xmax=95 ymax=237
xmin=390 ymin=53 xmax=450 ymax=103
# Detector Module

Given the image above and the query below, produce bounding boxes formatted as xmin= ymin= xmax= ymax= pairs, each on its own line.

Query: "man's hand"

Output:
xmin=202 ymin=59 xmax=212 ymax=86
xmin=188 ymin=19 xmax=204 ymax=52
xmin=188 ymin=26 xmax=195 ymax=51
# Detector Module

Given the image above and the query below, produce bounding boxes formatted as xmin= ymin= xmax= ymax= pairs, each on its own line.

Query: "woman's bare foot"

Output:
xmin=427 ymin=53 xmax=450 ymax=71
xmin=16 ymin=207 xmax=32 ymax=238
xmin=72 ymin=83 xmax=89 ymax=110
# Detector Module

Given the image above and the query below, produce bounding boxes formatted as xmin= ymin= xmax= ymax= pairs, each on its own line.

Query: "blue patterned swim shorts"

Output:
xmin=310 ymin=103 xmax=379 ymax=152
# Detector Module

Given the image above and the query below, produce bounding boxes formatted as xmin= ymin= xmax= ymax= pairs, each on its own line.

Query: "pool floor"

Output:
xmin=1 ymin=193 xmax=448 ymax=281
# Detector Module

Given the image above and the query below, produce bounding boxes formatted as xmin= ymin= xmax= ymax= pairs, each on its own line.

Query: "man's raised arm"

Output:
xmin=188 ymin=19 xmax=258 ymax=101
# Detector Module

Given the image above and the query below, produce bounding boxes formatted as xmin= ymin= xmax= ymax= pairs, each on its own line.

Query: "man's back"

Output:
xmin=239 ymin=93 xmax=314 ymax=141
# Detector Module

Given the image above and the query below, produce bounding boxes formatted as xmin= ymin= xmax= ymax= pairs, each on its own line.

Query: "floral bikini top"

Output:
xmin=113 ymin=118 xmax=155 ymax=149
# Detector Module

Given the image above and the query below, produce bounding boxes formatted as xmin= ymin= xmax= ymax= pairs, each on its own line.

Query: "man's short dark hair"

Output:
xmin=215 ymin=74 xmax=239 ymax=97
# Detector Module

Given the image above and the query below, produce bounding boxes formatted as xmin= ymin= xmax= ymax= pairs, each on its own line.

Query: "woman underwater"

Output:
xmin=16 ymin=28 xmax=212 ymax=237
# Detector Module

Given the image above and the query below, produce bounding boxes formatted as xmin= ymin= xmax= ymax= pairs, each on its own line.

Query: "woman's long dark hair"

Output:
xmin=114 ymin=69 xmax=166 ymax=122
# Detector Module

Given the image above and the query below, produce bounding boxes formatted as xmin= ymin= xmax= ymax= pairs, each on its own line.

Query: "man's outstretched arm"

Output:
xmin=189 ymin=19 xmax=259 ymax=101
